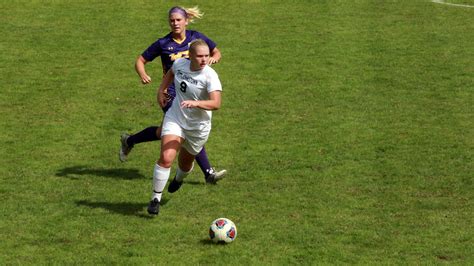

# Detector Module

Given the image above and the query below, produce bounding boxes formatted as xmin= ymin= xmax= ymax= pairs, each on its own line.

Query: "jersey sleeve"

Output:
xmin=206 ymin=68 xmax=222 ymax=93
xmin=141 ymin=39 xmax=163 ymax=62
xmin=195 ymin=31 xmax=217 ymax=51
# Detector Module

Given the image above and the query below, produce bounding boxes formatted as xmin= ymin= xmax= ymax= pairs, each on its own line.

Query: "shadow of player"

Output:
xmin=56 ymin=165 xmax=145 ymax=180
xmin=75 ymin=199 xmax=169 ymax=219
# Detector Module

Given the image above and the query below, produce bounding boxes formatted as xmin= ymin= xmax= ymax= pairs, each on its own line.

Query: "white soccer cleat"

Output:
xmin=206 ymin=168 xmax=227 ymax=184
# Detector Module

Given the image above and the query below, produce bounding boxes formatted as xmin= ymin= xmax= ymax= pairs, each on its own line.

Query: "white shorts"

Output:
xmin=161 ymin=116 xmax=210 ymax=155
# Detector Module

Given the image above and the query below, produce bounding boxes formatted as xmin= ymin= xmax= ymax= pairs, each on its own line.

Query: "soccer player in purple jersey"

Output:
xmin=119 ymin=6 xmax=226 ymax=184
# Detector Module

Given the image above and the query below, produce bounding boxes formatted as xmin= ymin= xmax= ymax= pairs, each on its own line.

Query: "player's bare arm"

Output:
xmin=135 ymin=55 xmax=152 ymax=84
xmin=181 ymin=91 xmax=221 ymax=110
xmin=157 ymin=69 xmax=175 ymax=108
xmin=208 ymin=47 xmax=221 ymax=65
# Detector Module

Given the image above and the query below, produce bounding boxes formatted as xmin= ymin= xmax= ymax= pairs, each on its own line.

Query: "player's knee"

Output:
xmin=157 ymin=159 xmax=172 ymax=168
xmin=158 ymin=153 xmax=174 ymax=168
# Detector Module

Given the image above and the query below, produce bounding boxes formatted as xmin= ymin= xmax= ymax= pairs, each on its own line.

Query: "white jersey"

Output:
xmin=165 ymin=58 xmax=222 ymax=131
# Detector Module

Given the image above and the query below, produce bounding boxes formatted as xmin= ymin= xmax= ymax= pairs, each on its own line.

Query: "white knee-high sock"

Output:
xmin=152 ymin=164 xmax=170 ymax=201
xmin=175 ymin=164 xmax=193 ymax=182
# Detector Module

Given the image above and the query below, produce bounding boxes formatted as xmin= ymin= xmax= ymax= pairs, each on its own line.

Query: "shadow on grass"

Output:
xmin=76 ymin=199 xmax=169 ymax=219
xmin=199 ymin=239 xmax=228 ymax=245
xmin=56 ymin=165 xmax=145 ymax=180
xmin=185 ymin=180 xmax=206 ymax=186
xmin=199 ymin=239 xmax=214 ymax=245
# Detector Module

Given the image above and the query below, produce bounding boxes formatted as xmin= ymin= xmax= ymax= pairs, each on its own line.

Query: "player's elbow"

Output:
xmin=208 ymin=92 xmax=221 ymax=110
xmin=136 ymin=56 xmax=147 ymax=66
xmin=212 ymin=100 xmax=221 ymax=110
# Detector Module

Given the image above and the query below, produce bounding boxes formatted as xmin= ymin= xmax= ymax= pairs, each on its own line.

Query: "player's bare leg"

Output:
xmin=147 ymin=135 xmax=182 ymax=215
xmin=168 ymin=147 xmax=195 ymax=193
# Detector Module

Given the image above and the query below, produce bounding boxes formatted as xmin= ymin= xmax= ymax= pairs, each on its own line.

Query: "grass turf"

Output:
xmin=0 ymin=0 xmax=472 ymax=264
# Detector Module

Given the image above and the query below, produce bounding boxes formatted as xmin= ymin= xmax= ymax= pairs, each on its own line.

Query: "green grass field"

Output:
xmin=1 ymin=0 xmax=473 ymax=264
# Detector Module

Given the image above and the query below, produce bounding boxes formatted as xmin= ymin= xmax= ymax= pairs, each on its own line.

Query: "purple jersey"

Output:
xmin=141 ymin=30 xmax=216 ymax=75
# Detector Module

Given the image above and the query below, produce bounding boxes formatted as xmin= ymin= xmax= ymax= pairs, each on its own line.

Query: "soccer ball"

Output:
xmin=209 ymin=218 xmax=237 ymax=243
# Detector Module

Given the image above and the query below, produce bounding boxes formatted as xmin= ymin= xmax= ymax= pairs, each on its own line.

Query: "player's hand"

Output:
xmin=164 ymin=92 xmax=172 ymax=102
xmin=158 ymin=89 xmax=168 ymax=108
xmin=141 ymin=74 xmax=152 ymax=84
xmin=181 ymin=100 xmax=198 ymax=108
xmin=208 ymin=57 xmax=219 ymax=65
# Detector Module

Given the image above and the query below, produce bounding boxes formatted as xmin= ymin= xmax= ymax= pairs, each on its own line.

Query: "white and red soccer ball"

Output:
xmin=209 ymin=218 xmax=237 ymax=243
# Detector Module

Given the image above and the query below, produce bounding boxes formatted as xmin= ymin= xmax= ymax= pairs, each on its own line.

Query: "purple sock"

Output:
xmin=195 ymin=147 xmax=212 ymax=177
xmin=127 ymin=126 xmax=160 ymax=146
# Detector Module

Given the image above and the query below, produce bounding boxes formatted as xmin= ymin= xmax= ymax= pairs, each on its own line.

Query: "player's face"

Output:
xmin=190 ymin=45 xmax=210 ymax=71
xmin=168 ymin=13 xmax=188 ymax=35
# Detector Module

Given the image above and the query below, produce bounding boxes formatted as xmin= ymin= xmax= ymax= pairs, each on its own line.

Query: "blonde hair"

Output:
xmin=189 ymin=39 xmax=209 ymax=54
xmin=183 ymin=6 xmax=203 ymax=23
xmin=169 ymin=6 xmax=203 ymax=23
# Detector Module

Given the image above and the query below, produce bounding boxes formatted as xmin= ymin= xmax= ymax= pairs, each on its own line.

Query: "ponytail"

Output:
xmin=183 ymin=6 xmax=203 ymax=23
xmin=169 ymin=6 xmax=203 ymax=23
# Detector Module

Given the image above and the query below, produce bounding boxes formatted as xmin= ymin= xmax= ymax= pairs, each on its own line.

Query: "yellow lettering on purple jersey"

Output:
xmin=170 ymin=51 xmax=189 ymax=62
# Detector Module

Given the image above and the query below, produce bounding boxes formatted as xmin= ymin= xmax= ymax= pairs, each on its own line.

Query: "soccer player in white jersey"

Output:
xmin=147 ymin=39 xmax=222 ymax=215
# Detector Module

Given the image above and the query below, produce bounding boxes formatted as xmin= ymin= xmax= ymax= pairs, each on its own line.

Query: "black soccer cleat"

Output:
xmin=167 ymin=177 xmax=183 ymax=193
xmin=147 ymin=198 xmax=160 ymax=215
